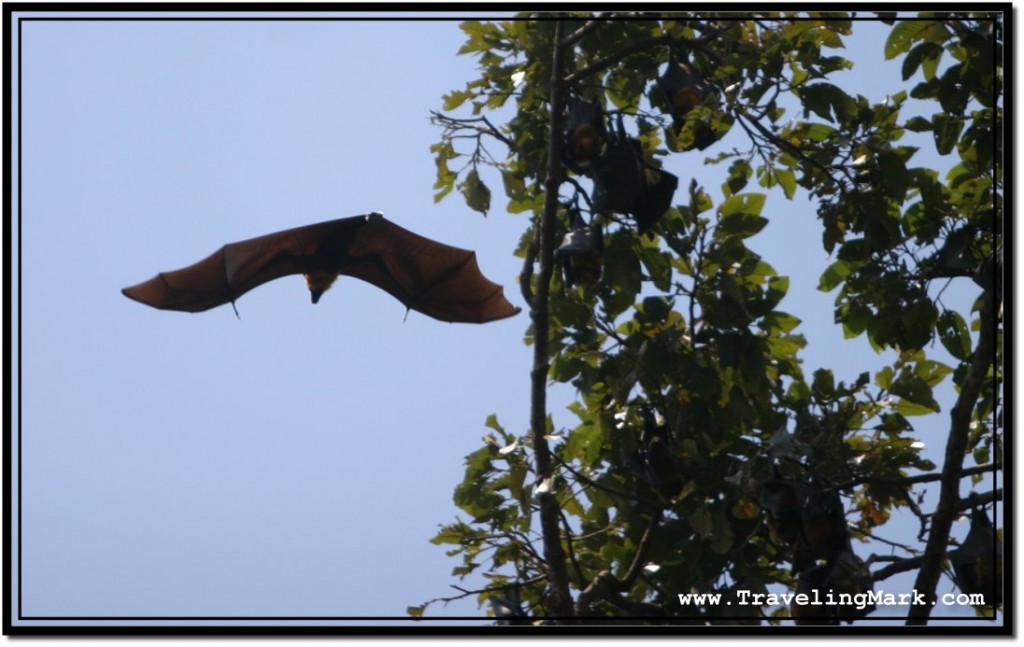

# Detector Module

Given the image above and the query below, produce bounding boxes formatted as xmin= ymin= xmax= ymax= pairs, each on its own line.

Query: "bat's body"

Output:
xmin=122 ymin=213 xmax=521 ymax=324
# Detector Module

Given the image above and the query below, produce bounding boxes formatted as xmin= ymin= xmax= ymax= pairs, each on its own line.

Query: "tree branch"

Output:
xmin=563 ymin=34 xmax=672 ymax=87
xmin=620 ymin=509 xmax=664 ymax=589
xmin=520 ymin=230 xmax=537 ymax=310
xmin=574 ymin=510 xmax=664 ymax=616
xmin=832 ymin=462 xmax=1000 ymax=492
xmin=558 ymin=13 xmax=614 ymax=49
xmin=429 ymin=111 xmax=518 ymax=152
xmin=872 ymin=555 xmax=925 ymax=582
xmin=906 ymin=288 xmax=999 ymax=624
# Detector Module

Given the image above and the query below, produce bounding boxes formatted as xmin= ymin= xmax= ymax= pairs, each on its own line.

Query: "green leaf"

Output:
xmin=501 ymin=170 xmax=526 ymax=202
xmin=799 ymin=83 xmax=856 ymax=124
xmin=430 ymin=523 xmax=468 ymax=546
xmin=904 ymin=116 xmax=933 ymax=132
xmin=885 ymin=21 xmax=942 ymax=59
xmin=938 ymin=63 xmax=970 ymax=114
xmin=710 ymin=510 xmax=736 ymax=555
xmin=638 ymin=242 xmax=673 ymax=292
xmin=775 ymin=167 xmax=797 ymax=199
xmin=932 ymin=113 xmax=964 ymax=155
xmin=812 ymin=368 xmax=835 ymax=399
xmin=717 ymin=194 xmax=767 ymax=238
xmin=901 ymin=41 xmax=944 ymax=81
xmin=914 ymin=359 xmax=952 ymax=388
xmin=900 ymin=297 xmax=937 ymax=349
xmin=636 ymin=296 xmax=674 ymax=324
xmin=893 ymin=399 xmax=939 ymax=417
xmin=459 ymin=169 xmax=491 ymax=215
xmin=457 ymin=20 xmax=499 ymax=55
xmin=442 ymin=88 xmax=475 ymax=111
xmin=818 ymin=260 xmax=852 ymax=292
xmin=875 ymin=366 xmax=894 ymax=390
xmin=723 ymin=160 xmax=752 ymax=197
xmin=764 ymin=311 xmax=801 ymax=333
xmin=688 ymin=506 xmax=713 ymax=538
xmin=599 ymin=231 xmax=642 ymax=316
xmin=840 ymin=302 xmax=872 ymax=339
xmin=937 ymin=310 xmax=972 ymax=361
xmin=550 ymin=355 xmax=584 ymax=383
xmin=889 ymin=372 xmax=940 ymax=413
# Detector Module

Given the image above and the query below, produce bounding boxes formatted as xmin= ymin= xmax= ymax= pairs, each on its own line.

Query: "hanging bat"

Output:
xmin=761 ymin=466 xmax=848 ymax=573
xmin=122 ymin=212 xmax=521 ymax=324
xmin=562 ymin=95 xmax=606 ymax=172
xmin=554 ymin=212 xmax=604 ymax=288
xmin=792 ymin=551 xmax=874 ymax=624
xmin=795 ymin=479 xmax=849 ymax=566
xmin=761 ymin=469 xmax=810 ymax=548
xmin=949 ymin=506 xmax=1003 ymax=606
xmin=633 ymin=406 xmax=682 ymax=500
xmin=657 ymin=54 xmax=723 ymax=151
xmin=589 ymin=116 xmax=678 ymax=234
xmin=658 ymin=57 xmax=711 ymax=118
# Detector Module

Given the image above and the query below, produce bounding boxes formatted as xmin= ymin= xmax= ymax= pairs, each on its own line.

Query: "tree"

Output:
xmin=413 ymin=12 xmax=1003 ymax=626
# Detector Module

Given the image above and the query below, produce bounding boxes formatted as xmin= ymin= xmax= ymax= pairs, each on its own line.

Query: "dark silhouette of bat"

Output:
xmin=761 ymin=465 xmax=849 ymax=574
xmin=632 ymin=406 xmax=682 ymax=501
xmin=122 ymin=212 xmax=521 ymax=324
xmin=791 ymin=551 xmax=874 ymax=624
xmin=949 ymin=506 xmax=1002 ymax=606
xmin=657 ymin=53 xmax=722 ymax=151
xmin=589 ymin=125 xmax=678 ymax=234
xmin=562 ymin=94 xmax=606 ymax=172
xmin=554 ymin=211 xmax=604 ymax=289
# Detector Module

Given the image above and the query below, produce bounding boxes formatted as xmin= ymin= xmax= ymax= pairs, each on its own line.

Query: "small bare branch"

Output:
xmin=558 ymin=13 xmax=615 ymax=49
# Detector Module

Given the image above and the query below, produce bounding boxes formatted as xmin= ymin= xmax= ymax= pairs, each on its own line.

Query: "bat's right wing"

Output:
xmin=121 ymin=217 xmax=361 ymax=313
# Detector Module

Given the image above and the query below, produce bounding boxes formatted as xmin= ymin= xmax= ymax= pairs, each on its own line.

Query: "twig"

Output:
xmin=554 ymin=455 xmax=649 ymax=505
xmin=430 ymin=111 xmax=518 ymax=152
xmin=420 ymin=575 xmax=547 ymax=609
xmin=833 ymin=463 xmax=1001 ymax=492
xmin=620 ymin=509 xmax=665 ymax=589
xmin=557 ymin=506 xmax=589 ymax=586
xmin=558 ymin=13 xmax=614 ymax=49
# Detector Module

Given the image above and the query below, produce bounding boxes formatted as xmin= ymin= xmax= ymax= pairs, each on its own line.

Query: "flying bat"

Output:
xmin=122 ymin=212 xmax=521 ymax=324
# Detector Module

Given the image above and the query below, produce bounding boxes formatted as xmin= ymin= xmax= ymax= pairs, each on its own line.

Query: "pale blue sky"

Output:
xmin=10 ymin=11 xmax=998 ymax=629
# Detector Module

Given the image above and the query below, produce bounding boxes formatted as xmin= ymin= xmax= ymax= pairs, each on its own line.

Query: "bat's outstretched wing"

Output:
xmin=121 ymin=217 xmax=363 ymax=313
xmin=121 ymin=213 xmax=521 ymax=324
xmin=340 ymin=215 xmax=520 ymax=323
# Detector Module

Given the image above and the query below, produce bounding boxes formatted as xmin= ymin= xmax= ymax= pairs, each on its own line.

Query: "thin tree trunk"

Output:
xmin=528 ymin=17 xmax=574 ymax=619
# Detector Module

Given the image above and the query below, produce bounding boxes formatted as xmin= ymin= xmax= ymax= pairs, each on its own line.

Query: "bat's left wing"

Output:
xmin=340 ymin=215 xmax=521 ymax=324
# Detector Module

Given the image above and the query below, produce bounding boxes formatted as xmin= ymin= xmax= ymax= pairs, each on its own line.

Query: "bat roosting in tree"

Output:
xmin=122 ymin=212 xmax=521 ymax=323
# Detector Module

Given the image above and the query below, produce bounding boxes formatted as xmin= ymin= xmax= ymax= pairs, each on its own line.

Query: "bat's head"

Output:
xmin=305 ymin=271 xmax=340 ymax=304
